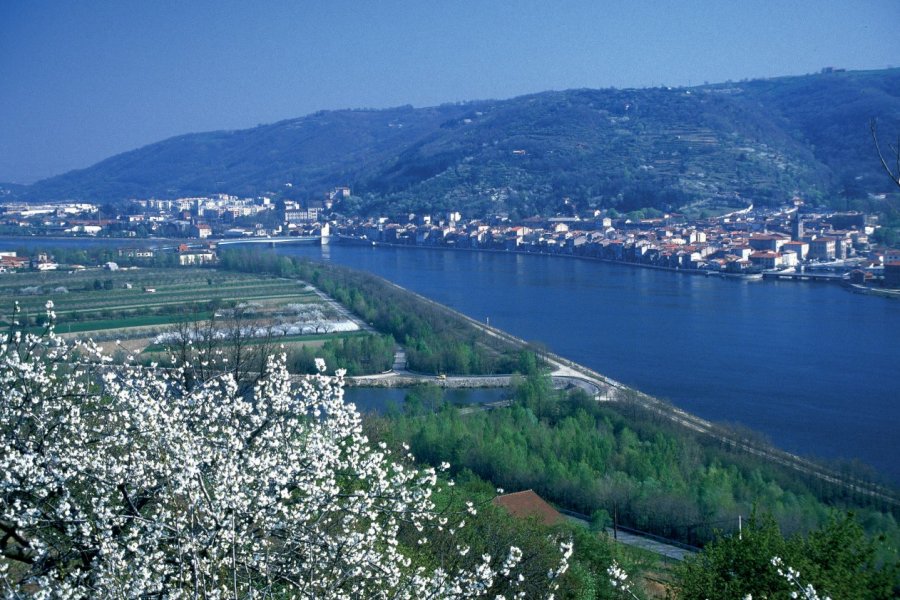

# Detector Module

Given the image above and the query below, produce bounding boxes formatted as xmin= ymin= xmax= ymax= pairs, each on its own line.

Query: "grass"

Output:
xmin=1 ymin=268 xmax=315 ymax=319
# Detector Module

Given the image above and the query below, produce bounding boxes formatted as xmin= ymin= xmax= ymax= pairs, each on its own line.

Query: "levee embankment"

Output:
xmin=358 ymin=278 xmax=900 ymax=509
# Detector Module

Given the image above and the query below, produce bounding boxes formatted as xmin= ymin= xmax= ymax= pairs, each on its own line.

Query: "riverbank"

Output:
xmin=362 ymin=238 xmax=897 ymax=295
xmin=4 ymin=236 xmax=898 ymax=485
xmin=5 ymin=233 xmax=893 ymax=296
xmin=364 ymin=273 xmax=900 ymax=508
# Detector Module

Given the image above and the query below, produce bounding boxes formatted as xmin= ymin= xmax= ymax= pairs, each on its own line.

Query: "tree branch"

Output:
xmin=0 ymin=520 xmax=34 ymax=565
xmin=870 ymin=118 xmax=900 ymax=189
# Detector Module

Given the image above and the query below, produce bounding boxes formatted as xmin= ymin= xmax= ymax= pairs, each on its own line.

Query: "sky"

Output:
xmin=1 ymin=0 xmax=898 ymax=184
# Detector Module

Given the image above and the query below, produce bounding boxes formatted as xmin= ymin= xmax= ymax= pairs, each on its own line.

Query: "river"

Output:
xmin=2 ymin=237 xmax=898 ymax=483
xmin=276 ymin=243 xmax=900 ymax=484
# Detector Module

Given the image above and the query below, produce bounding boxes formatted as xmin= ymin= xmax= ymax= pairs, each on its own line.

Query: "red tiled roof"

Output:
xmin=492 ymin=490 xmax=563 ymax=526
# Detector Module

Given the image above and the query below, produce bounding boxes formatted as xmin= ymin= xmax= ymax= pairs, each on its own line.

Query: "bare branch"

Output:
xmin=870 ymin=118 xmax=900 ymax=189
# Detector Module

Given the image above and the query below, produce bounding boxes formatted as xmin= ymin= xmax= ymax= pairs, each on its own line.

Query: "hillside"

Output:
xmin=18 ymin=68 xmax=900 ymax=217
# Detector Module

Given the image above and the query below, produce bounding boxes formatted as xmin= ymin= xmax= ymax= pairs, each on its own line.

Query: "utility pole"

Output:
xmin=613 ymin=503 xmax=618 ymax=541
xmin=738 ymin=514 xmax=743 ymax=540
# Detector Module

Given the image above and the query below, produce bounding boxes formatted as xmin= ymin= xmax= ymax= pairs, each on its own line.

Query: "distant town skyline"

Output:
xmin=2 ymin=0 xmax=898 ymax=184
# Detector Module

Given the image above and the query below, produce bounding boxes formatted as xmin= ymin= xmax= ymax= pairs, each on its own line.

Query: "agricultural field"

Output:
xmin=0 ymin=266 xmax=369 ymax=368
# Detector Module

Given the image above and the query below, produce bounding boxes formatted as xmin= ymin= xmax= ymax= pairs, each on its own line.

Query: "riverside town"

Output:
xmin=5 ymin=4 xmax=900 ymax=597
xmin=2 ymin=187 xmax=899 ymax=293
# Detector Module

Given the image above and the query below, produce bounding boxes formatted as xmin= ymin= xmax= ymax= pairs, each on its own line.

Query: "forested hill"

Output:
xmin=19 ymin=68 xmax=900 ymax=217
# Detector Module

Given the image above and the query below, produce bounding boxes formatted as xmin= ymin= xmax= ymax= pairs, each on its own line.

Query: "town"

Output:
xmin=1 ymin=187 xmax=899 ymax=291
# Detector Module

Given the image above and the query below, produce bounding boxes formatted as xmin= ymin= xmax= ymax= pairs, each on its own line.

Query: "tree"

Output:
xmin=673 ymin=512 xmax=791 ymax=599
xmin=0 ymin=304 xmax=570 ymax=598
xmin=159 ymin=304 xmax=277 ymax=394
xmin=672 ymin=511 xmax=897 ymax=599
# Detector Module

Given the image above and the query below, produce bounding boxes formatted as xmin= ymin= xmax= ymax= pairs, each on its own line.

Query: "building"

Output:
xmin=885 ymin=263 xmax=900 ymax=288
xmin=749 ymin=251 xmax=781 ymax=270
xmin=191 ymin=223 xmax=212 ymax=239
xmin=780 ymin=251 xmax=798 ymax=267
xmin=827 ymin=212 xmax=866 ymax=230
xmin=285 ymin=208 xmax=320 ymax=224
xmin=749 ymin=234 xmax=787 ymax=252
xmin=118 ymin=247 xmax=156 ymax=259
xmin=808 ymin=237 xmax=836 ymax=261
xmin=330 ymin=186 xmax=351 ymax=199
xmin=781 ymin=241 xmax=808 ymax=260
xmin=178 ymin=250 xmax=216 ymax=266
xmin=492 ymin=490 xmax=563 ymax=526
xmin=0 ymin=254 xmax=28 ymax=270
xmin=834 ymin=236 xmax=854 ymax=260
xmin=791 ymin=212 xmax=804 ymax=241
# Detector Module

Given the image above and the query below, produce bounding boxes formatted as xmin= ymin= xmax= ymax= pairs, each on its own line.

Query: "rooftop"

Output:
xmin=492 ymin=490 xmax=563 ymax=526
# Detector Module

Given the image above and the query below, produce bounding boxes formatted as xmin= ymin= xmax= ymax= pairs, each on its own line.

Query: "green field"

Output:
xmin=51 ymin=312 xmax=213 ymax=334
xmin=0 ymin=268 xmax=319 ymax=322
xmin=0 ymin=267 xmax=365 ymax=358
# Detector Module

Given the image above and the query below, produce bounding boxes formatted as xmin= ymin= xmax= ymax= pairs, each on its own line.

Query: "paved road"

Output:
xmin=608 ymin=528 xmax=694 ymax=561
xmin=561 ymin=514 xmax=695 ymax=562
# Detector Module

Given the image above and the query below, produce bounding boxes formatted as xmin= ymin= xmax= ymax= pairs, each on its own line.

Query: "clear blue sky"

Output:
xmin=1 ymin=0 xmax=898 ymax=184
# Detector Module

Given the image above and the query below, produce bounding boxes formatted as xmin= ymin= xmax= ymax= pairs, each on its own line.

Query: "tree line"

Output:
xmin=371 ymin=371 xmax=900 ymax=557
xmin=218 ymin=249 xmax=525 ymax=375
xmin=287 ymin=332 xmax=394 ymax=376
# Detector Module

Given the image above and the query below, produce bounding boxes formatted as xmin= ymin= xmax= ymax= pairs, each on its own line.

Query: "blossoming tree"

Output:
xmin=1 ymin=304 xmax=569 ymax=598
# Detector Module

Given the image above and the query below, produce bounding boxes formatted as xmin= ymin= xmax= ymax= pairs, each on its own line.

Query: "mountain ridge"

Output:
xmin=15 ymin=68 xmax=900 ymax=217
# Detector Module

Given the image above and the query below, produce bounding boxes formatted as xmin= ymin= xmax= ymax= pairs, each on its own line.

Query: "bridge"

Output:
xmin=159 ymin=235 xmax=323 ymax=251
xmin=216 ymin=235 xmax=322 ymax=246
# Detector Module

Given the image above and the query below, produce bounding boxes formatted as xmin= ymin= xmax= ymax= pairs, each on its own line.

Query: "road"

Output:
xmin=561 ymin=512 xmax=695 ymax=562
xmin=609 ymin=527 xmax=694 ymax=561
xmin=349 ymin=352 xmax=608 ymax=396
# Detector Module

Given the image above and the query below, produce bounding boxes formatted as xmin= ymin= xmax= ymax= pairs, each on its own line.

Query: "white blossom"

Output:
xmin=771 ymin=557 xmax=831 ymax=600
xmin=0 ymin=327 xmax=569 ymax=598
xmin=607 ymin=560 xmax=640 ymax=599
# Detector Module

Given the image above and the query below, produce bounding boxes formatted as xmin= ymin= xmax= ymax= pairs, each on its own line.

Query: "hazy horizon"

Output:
xmin=2 ymin=0 xmax=898 ymax=184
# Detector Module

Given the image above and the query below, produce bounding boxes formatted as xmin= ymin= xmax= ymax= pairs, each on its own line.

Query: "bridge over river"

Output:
xmin=216 ymin=235 xmax=321 ymax=246
xmin=160 ymin=235 xmax=322 ymax=251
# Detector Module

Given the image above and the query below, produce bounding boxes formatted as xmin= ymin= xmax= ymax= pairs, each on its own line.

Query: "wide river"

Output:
xmin=2 ymin=238 xmax=898 ymax=483
xmin=275 ymin=243 xmax=900 ymax=484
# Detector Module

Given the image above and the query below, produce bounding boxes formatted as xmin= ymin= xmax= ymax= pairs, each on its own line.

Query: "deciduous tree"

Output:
xmin=0 ymin=304 xmax=569 ymax=598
